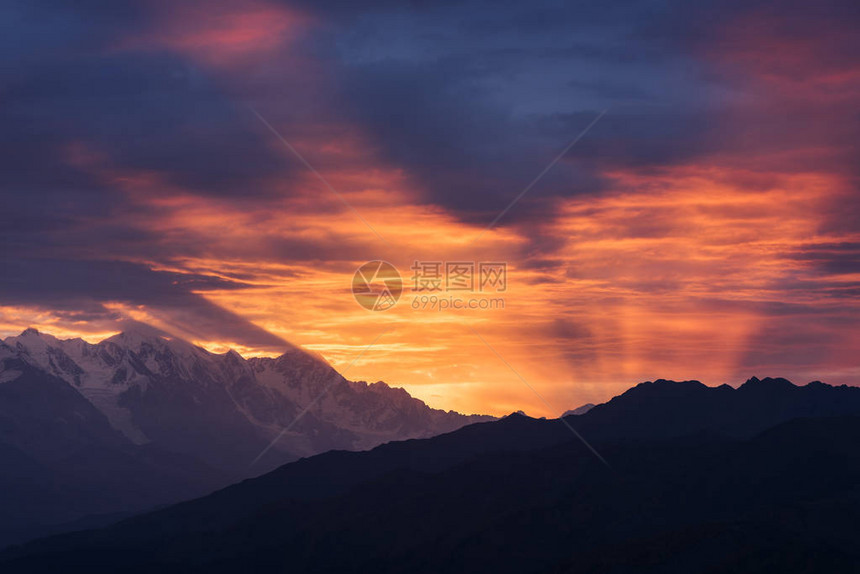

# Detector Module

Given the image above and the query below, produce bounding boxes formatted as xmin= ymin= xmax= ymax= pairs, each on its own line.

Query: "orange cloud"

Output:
xmin=116 ymin=1 xmax=309 ymax=71
xmin=15 ymin=123 xmax=860 ymax=417
xmin=6 ymin=2 xmax=857 ymax=417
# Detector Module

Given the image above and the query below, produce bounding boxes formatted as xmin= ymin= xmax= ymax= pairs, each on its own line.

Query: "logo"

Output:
xmin=352 ymin=260 xmax=403 ymax=311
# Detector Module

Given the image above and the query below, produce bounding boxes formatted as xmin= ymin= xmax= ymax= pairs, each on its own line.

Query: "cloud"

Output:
xmin=0 ymin=258 xmax=287 ymax=350
xmin=1 ymin=0 xmax=859 ymax=414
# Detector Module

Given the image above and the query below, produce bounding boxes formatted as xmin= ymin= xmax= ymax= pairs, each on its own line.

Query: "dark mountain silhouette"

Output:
xmin=0 ymin=354 xmax=228 ymax=548
xmin=573 ymin=377 xmax=860 ymax=442
xmin=2 ymin=377 xmax=859 ymax=573
xmin=0 ymin=327 xmax=490 ymax=548
xmin=561 ymin=403 xmax=595 ymax=417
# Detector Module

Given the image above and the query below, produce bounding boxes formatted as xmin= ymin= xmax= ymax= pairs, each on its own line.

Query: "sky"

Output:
xmin=2 ymin=0 xmax=859 ymax=416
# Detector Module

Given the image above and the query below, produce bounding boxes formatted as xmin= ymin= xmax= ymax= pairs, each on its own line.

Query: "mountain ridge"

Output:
xmin=4 ymin=394 xmax=859 ymax=573
xmin=1 ymin=326 xmax=492 ymax=467
xmin=572 ymin=376 xmax=860 ymax=443
xmin=0 ymin=325 xmax=492 ymax=548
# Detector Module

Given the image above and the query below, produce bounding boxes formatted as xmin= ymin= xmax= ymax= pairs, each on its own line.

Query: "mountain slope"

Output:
xmin=4 ymin=357 xmax=858 ymax=564
xmin=0 ymin=326 xmax=490 ymax=547
xmin=3 ymin=413 xmax=859 ymax=573
xmin=0 ymin=352 xmax=228 ymax=548
xmin=1 ymin=326 xmax=491 ymax=472
xmin=561 ymin=403 xmax=595 ymax=417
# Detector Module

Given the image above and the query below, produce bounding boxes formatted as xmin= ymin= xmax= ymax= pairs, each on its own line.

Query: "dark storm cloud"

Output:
xmin=307 ymin=0 xmax=860 ymax=225
xmin=312 ymin=0 xmax=715 ymax=218
xmin=789 ymin=243 xmax=860 ymax=276
xmin=6 ymin=0 xmax=859 ymax=219
xmin=0 ymin=258 xmax=287 ymax=348
xmin=6 ymin=0 xmax=856 ymax=231
xmin=1 ymin=52 xmax=291 ymax=197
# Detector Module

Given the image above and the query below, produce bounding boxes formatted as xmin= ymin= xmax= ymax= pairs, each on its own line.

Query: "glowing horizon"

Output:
xmin=2 ymin=0 xmax=858 ymax=417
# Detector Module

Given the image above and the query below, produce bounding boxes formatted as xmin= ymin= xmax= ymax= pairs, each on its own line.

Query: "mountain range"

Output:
xmin=0 ymin=326 xmax=490 ymax=547
xmin=2 ymin=374 xmax=859 ymax=572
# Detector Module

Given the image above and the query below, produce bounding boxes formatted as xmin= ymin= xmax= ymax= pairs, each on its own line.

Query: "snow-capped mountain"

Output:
xmin=0 ymin=325 xmax=492 ymax=546
xmin=0 ymin=326 xmax=492 ymax=474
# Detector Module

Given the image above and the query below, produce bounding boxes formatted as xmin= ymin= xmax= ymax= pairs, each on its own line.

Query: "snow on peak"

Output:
xmin=9 ymin=326 xmax=60 ymax=346
xmin=105 ymin=324 xmax=177 ymax=348
xmin=1 ymin=323 xmax=492 ymax=459
xmin=4 ymin=327 xmax=66 ymax=370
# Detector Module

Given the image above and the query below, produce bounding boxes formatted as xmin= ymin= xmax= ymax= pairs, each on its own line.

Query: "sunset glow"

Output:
xmin=2 ymin=0 xmax=858 ymax=417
